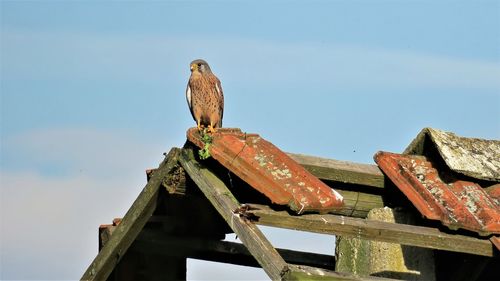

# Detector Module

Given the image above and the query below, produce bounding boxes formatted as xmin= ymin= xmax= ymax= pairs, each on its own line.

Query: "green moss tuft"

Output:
xmin=198 ymin=129 xmax=213 ymax=160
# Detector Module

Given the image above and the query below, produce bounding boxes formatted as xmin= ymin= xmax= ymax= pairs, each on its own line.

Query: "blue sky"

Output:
xmin=1 ymin=1 xmax=499 ymax=280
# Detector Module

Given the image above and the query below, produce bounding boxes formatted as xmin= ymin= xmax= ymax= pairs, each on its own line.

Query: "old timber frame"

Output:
xmin=82 ymin=142 xmax=499 ymax=280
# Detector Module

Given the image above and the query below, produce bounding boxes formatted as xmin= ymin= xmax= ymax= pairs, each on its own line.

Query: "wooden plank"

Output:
xmin=246 ymin=204 xmax=495 ymax=257
xmin=179 ymin=149 xmax=289 ymax=280
xmin=288 ymin=153 xmax=385 ymax=188
xmin=285 ymin=264 xmax=398 ymax=281
xmin=335 ymin=189 xmax=384 ymax=218
xmin=129 ymin=229 xmax=335 ymax=270
xmin=150 ymin=151 xmax=385 ymax=218
xmin=81 ymin=148 xmax=181 ymax=281
xmin=147 ymin=172 xmax=383 ymax=218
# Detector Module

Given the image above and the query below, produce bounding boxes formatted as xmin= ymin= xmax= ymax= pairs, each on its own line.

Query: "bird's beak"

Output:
xmin=190 ymin=64 xmax=196 ymax=72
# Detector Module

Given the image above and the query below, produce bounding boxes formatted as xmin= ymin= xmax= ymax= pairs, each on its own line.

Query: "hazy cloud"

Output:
xmin=0 ymin=170 xmax=140 ymax=279
xmin=2 ymin=127 xmax=177 ymax=178
xmin=1 ymin=128 xmax=175 ymax=279
xmin=3 ymin=28 xmax=499 ymax=91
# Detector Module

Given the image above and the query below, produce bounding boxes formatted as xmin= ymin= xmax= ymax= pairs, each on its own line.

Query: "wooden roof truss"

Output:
xmin=82 ymin=147 xmax=497 ymax=281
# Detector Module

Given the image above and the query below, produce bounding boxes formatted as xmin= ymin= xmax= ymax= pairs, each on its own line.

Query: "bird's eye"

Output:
xmin=198 ymin=63 xmax=202 ymax=67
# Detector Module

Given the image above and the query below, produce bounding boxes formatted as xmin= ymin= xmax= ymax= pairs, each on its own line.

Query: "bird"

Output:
xmin=186 ymin=59 xmax=224 ymax=133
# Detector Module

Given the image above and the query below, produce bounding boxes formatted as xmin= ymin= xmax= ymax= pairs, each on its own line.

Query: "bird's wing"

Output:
xmin=215 ymin=77 xmax=224 ymax=127
xmin=186 ymin=82 xmax=192 ymax=108
xmin=186 ymin=81 xmax=196 ymax=120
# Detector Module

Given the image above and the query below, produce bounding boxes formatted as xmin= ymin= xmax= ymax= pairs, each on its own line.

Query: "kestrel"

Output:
xmin=186 ymin=59 xmax=224 ymax=133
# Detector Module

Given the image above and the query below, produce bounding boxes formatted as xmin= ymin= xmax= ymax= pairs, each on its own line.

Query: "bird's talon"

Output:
xmin=207 ymin=125 xmax=217 ymax=133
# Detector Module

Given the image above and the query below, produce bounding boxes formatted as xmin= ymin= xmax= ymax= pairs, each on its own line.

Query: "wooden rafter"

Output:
xmin=246 ymin=204 xmax=495 ymax=257
xmin=128 ymin=229 xmax=335 ymax=270
xmin=285 ymin=264 xmax=397 ymax=281
xmin=83 ymin=143 xmax=499 ymax=280
xmin=179 ymin=149 xmax=289 ymax=280
xmin=179 ymin=148 xmax=402 ymax=281
xmin=288 ymin=153 xmax=385 ymax=188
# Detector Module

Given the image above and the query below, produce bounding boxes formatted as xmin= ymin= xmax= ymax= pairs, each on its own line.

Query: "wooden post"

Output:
xmin=336 ymin=207 xmax=436 ymax=280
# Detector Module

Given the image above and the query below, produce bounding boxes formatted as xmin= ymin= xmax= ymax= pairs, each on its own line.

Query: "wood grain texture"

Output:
xmin=128 ymin=229 xmax=335 ymax=270
xmin=288 ymin=153 xmax=385 ymax=188
xmin=285 ymin=264 xmax=399 ymax=281
xmin=246 ymin=204 xmax=495 ymax=257
xmin=179 ymin=149 xmax=289 ymax=280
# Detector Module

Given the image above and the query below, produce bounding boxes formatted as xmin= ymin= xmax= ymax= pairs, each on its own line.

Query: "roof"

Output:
xmin=82 ymin=127 xmax=499 ymax=281
xmin=375 ymin=151 xmax=500 ymax=235
xmin=404 ymin=127 xmax=500 ymax=182
xmin=186 ymin=127 xmax=344 ymax=214
xmin=376 ymin=128 xmax=500 ymax=237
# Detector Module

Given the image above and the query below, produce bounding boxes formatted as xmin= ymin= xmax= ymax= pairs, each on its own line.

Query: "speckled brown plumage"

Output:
xmin=186 ymin=59 xmax=224 ymax=133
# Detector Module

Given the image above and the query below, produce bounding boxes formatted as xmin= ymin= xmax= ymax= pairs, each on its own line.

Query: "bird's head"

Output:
xmin=190 ymin=59 xmax=212 ymax=74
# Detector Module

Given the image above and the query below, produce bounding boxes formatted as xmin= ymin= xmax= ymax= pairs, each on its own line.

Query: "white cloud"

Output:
xmin=2 ymin=28 xmax=499 ymax=91
xmin=329 ymin=45 xmax=500 ymax=90
xmin=216 ymin=40 xmax=500 ymax=91
xmin=0 ymin=170 xmax=140 ymax=279
xmin=3 ymin=127 xmax=177 ymax=179
xmin=1 ymin=128 xmax=177 ymax=279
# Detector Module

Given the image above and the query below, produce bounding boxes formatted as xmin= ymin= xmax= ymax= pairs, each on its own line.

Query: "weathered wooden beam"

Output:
xmin=179 ymin=149 xmax=289 ymax=280
xmin=288 ymin=153 xmax=385 ymax=188
xmin=81 ymin=148 xmax=181 ymax=281
xmin=151 ymin=150 xmax=385 ymax=217
xmin=246 ymin=204 xmax=495 ymax=257
xmin=335 ymin=189 xmax=384 ymax=218
xmin=285 ymin=264 xmax=398 ymax=281
xmin=128 ymin=229 xmax=335 ymax=270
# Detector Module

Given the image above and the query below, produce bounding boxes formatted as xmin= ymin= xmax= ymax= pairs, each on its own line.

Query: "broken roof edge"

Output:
xmin=375 ymin=151 xmax=500 ymax=236
xmin=186 ymin=127 xmax=344 ymax=214
xmin=403 ymin=127 xmax=500 ymax=182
